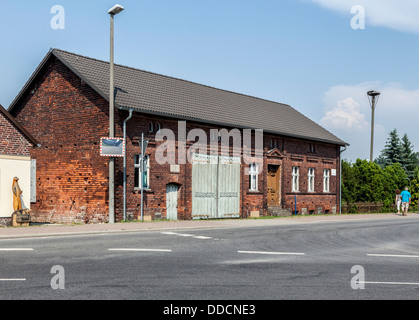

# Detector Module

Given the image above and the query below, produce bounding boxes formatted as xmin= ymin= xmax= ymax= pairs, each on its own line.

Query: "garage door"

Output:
xmin=192 ymin=153 xmax=241 ymax=219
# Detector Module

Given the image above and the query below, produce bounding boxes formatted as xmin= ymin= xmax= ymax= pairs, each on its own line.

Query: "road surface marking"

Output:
xmin=0 ymin=249 xmax=34 ymax=251
xmin=161 ymin=232 xmax=213 ymax=240
xmin=367 ymin=254 xmax=419 ymax=259
xmin=0 ymin=279 xmax=26 ymax=281
xmin=109 ymin=248 xmax=172 ymax=252
xmin=238 ymin=251 xmax=305 ymax=256
xmin=361 ymin=281 xmax=419 ymax=286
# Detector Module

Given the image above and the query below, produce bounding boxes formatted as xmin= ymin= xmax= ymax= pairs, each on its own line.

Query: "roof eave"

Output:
xmin=8 ymin=49 xmax=113 ymax=115
xmin=0 ymin=104 xmax=38 ymax=146
xmin=51 ymin=49 xmax=111 ymax=105
xmin=8 ymin=49 xmax=54 ymax=114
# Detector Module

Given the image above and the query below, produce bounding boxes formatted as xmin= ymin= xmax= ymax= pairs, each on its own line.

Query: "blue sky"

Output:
xmin=1 ymin=0 xmax=419 ymax=161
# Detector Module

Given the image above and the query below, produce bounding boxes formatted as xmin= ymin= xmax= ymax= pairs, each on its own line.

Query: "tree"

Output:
xmin=351 ymin=159 xmax=386 ymax=203
xmin=342 ymin=160 xmax=356 ymax=205
xmin=409 ymin=166 xmax=419 ymax=210
xmin=342 ymin=159 xmax=409 ymax=211
xmin=400 ymin=134 xmax=418 ymax=180
xmin=376 ymin=129 xmax=402 ymax=167
xmin=382 ymin=163 xmax=408 ymax=207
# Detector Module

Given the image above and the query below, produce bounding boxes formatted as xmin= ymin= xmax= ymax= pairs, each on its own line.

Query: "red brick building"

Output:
xmin=8 ymin=49 xmax=348 ymax=224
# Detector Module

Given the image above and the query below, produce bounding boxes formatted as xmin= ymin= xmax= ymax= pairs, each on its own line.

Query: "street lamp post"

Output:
xmin=108 ymin=4 xmax=124 ymax=224
xmin=368 ymin=90 xmax=381 ymax=163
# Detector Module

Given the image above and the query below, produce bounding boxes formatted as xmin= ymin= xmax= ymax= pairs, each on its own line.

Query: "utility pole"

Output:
xmin=108 ymin=4 xmax=124 ymax=223
xmin=368 ymin=90 xmax=381 ymax=162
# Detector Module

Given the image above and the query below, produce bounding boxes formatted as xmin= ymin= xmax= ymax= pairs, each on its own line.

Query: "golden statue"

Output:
xmin=12 ymin=177 xmax=22 ymax=212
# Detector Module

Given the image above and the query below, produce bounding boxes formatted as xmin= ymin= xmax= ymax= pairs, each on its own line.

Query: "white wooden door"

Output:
xmin=166 ymin=184 xmax=179 ymax=220
xmin=218 ymin=156 xmax=241 ymax=218
xmin=192 ymin=153 xmax=241 ymax=219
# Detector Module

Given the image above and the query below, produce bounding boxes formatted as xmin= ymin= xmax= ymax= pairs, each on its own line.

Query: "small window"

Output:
xmin=249 ymin=163 xmax=259 ymax=191
xmin=323 ymin=169 xmax=330 ymax=193
xmin=292 ymin=167 xmax=299 ymax=192
xmin=149 ymin=122 xmax=154 ymax=133
xmin=134 ymin=155 xmax=150 ymax=189
xmin=308 ymin=143 xmax=316 ymax=153
xmin=269 ymin=139 xmax=278 ymax=149
xmin=308 ymin=168 xmax=315 ymax=192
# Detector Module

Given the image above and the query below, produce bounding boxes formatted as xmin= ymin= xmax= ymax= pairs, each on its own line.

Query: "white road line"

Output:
xmin=361 ymin=281 xmax=419 ymax=286
xmin=0 ymin=248 xmax=34 ymax=252
xmin=161 ymin=232 xmax=194 ymax=237
xmin=238 ymin=251 xmax=305 ymax=256
xmin=367 ymin=254 xmax=419 ymax=259
xmin=0 ymin=279 xmax=26 ymax=282
xmin=108 ymin=248 xmax=172 ymax=252
xmin=161 ymin=232 xmax=213 ymax=240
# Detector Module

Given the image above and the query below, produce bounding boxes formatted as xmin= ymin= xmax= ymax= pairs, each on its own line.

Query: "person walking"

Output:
xmin=400 ymin=187 xmax=411 ymax=216
xmin=395 ymin=189 xmax=402 ymax=215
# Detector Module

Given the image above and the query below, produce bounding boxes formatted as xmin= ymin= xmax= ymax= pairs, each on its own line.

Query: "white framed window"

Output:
xmin=135 ymin=155 xmax=150 ymax=189
xmin=308 ymin=168 xmax=315 ymax=192
xmin=292 ymin=167 xmax=299 ymax=192
xmin=249 ymin=163 xmax=259 ymax=191
xmin=323 ymin=169 xmax=330 ymax=193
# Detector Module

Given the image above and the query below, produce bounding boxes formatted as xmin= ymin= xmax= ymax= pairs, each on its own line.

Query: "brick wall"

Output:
xmin=0 ymin=110 xmax=32 ymax=156
xmin=12 ymin=57 xmax=111 ymax=224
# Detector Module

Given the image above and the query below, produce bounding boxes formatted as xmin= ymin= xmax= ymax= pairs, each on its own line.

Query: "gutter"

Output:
xmin=123 ymin=109 xmax=133 ymax=222
xmin=340 ymin=146 xmax=347 ymax=214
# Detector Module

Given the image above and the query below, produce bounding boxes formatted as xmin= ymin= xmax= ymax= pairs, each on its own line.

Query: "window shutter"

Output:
xmin=30 ymin=159 xmax=37 ymax=203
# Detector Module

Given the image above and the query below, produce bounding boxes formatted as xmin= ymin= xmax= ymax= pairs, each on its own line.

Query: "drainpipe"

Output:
xmin=123 ymin=109 xmax=133 ymax=222
xmin=340 ymin=145 xmax=347 ymax=214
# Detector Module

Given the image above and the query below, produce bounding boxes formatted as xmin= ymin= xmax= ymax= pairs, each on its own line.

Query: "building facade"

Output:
xmin=0 ymin=105 xmax=38 ymax=225
xmin=8 ymin=49 xmax=347 ymax=224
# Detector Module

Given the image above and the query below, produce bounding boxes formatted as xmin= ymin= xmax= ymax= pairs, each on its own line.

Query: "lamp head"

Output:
xmin=108 ymin=4 xmax=125 ymax=15
xmin=367 ymin=90 xmax=381 ymax=97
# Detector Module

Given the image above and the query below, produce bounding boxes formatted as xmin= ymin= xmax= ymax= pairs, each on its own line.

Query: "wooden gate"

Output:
xmin=192 ymin=153 xmax=241 ymax=219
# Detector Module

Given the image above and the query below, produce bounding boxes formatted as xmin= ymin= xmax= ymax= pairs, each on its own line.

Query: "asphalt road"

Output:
xmin=1 ymin=216 xmax=419 ymax=300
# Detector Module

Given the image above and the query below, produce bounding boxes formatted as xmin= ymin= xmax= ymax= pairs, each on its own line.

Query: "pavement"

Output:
xmin=0 ymin=212 xmax=417 ymax=240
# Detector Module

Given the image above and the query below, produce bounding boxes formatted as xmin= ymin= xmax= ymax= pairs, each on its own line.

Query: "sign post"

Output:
xmin=140 ymin=133 xmax=149 ymax=222
xmin=100 ymin=137 xmax=125 ymax=223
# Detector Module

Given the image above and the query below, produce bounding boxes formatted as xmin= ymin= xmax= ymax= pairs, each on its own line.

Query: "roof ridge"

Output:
xmin=52 ymin=48 xmax=292 ymax=109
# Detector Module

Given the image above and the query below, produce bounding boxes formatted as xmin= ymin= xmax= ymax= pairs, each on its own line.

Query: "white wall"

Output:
xmin=0 ymin=155 xmax=31 ymax=218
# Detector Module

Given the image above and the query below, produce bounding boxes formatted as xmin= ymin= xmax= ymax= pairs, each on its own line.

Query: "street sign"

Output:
xmin=100 ymin=137 xmax=125 ymax=157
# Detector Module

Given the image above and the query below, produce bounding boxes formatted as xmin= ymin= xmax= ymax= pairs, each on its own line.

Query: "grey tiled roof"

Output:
xmin=14 ymin=49 xmax=348 ymax=146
